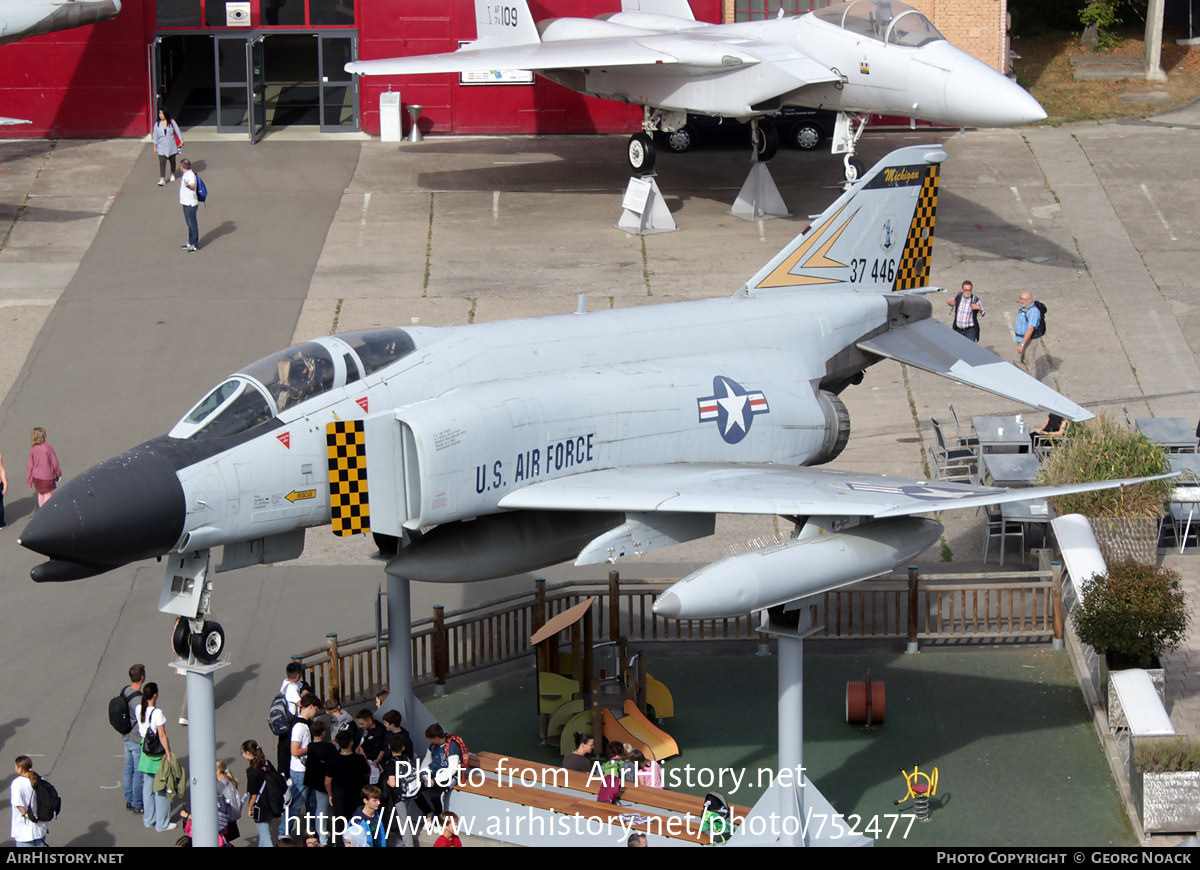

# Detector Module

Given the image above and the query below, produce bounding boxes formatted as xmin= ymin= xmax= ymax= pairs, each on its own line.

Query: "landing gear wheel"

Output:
xmin=627 ymin=132 xmax=656 ymax=174
xmin=171 ymin=617 xmax=191 ymax=658
xmin=845 ymin=157 xmax=867 ymax=182
xmin=753 ymin=119 xmax=779 ymax=162
xmin=792 ymin=122 xmax=822 ymax=151
xmin=191 ymin=621 xmax=225 ymax=664
xmin=664 ymin=125 xmax=695 ymax=153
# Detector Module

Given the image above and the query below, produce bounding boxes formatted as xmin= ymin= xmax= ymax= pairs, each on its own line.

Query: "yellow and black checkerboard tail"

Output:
xmin=327 ymin=420 xmax=369 ymax=536
xmin=892 ymin=164 xmax=939 ymax=292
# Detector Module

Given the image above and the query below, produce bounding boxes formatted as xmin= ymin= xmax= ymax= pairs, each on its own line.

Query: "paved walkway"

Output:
xmin=1 ymin=106 xmax=1200 ymax=845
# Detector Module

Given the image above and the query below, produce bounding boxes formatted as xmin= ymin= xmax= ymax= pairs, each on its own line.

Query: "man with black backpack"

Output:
xmin=947 ymin=280 xmax=985 ymax=342
xmin=111 ymin=663 xmax=146 ymax=815
xmin=1014 ymin=291 xmax=1045 ymax=375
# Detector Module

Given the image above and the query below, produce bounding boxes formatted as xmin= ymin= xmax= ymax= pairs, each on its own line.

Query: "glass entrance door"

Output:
xmin=317 ymin=33 xmax=358 ymax=132
xmin=247 ymin=36 xmax=266 ymax=142
xmin=215 ymin=34 xmax=249 ymax=133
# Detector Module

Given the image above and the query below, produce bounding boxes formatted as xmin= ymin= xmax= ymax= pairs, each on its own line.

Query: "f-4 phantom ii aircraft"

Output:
xmin=346 ymin=0 xmax=1045 ymax=179
xmin=22 ymin=146 xmax=1162 ymax=656
xmin=0 ymin=0 xmax=122 ymax=124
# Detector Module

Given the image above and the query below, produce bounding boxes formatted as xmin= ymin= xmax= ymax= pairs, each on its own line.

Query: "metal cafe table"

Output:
xmin=1135 ymin=417 xmax=1197 ymax=453
xmin=972 ymin=415 xmax=1031 ymax=454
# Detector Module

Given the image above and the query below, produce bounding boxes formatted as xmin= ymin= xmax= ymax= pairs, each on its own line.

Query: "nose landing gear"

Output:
xmin=173 ymin=616 xmax=225 ymax=665
xmin=162 ymin=549 xmax=226 ymax=665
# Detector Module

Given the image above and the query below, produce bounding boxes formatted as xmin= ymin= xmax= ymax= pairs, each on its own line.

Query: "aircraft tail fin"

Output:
xmin=471 ymin=0 xmax=541 ymax=48
xmin=739 ymin=145 xmax=945 ymax=296
xmin=621 ymin=0 xmax=697 ymax=19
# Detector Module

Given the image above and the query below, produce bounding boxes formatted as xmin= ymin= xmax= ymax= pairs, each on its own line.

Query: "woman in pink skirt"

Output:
xmin=26 ymin=427 xmax=61 ymax=508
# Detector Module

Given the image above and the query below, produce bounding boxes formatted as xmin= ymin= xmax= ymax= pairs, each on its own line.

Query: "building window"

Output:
xmin=157 ymin=0 xmax=202 ymax=27
xmin=310 ymin=0 xmax=353 ymax=26
xmin=155 ymin=0 xmax=355 ymax=29
xmin=733 ymin=0 xmax=821 ymax=21
xmin=259 ymin=0 xmax=305 ymax=26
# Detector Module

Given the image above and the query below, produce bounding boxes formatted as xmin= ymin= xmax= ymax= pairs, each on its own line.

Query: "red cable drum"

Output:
xmin=845 ymin=679 xmax=886 ymax=725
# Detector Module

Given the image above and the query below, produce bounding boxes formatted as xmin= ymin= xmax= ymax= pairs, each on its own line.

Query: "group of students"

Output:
xmin=243 ymin=666 xmax=468 ymax=847
xmin=562 ymin=732 xmax=663 ymax=802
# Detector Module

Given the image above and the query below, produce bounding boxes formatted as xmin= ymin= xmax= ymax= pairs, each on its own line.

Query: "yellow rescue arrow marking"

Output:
xmin=286 ymin=490 xmax=317 ymax=503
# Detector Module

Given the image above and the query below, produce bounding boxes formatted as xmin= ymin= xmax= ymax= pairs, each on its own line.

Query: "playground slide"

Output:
xmin=600 ymin=701 xmax=680 ymax=762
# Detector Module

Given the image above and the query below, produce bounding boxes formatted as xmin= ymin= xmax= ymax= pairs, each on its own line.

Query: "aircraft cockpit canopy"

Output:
xmin=170 ymin=329 xmax=418 ymax=441
xmin=335 ymin=328 xmax=417 ymax=375
xmin=814 ymin=1 xmax=944 ymax=48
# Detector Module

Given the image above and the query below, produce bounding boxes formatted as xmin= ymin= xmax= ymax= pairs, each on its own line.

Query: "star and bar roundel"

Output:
xmin=698 ymin=376 xmax=770 ymax=444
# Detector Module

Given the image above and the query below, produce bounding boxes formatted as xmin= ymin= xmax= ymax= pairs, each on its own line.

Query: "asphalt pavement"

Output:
xmin=1 ymin=105 xmax=1199 ymax=846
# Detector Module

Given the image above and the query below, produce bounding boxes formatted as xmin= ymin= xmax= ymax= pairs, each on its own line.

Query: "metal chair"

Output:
xmin=948 ymin=404 xmax=979 ymax=449
xmin=931 ymin=418 xmax=977 ymax=483
xmin=927 ymin=443 xmax=972 ymax=485
xmin=1167 ymin=501 xmax=1200 ymax=552
xmin=982 ymin=504 xmax=1025 ymax=565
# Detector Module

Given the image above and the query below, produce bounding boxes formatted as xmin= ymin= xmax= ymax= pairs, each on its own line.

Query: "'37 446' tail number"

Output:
xmin=849 ymin=258 xmax=896 ymax=283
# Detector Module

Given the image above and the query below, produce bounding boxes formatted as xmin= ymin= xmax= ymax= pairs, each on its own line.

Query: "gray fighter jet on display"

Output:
xmin=0 ymin=0 xmax=122 ymax=124
xmin=346 ymin=0 xmax=1045 ymax=178
xmin=21 ymin=145 xmax=1161 ymax=657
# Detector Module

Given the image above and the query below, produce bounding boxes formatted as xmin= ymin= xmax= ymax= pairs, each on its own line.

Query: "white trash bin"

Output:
xmin=379 ymin=91 xmax=402 ymax=143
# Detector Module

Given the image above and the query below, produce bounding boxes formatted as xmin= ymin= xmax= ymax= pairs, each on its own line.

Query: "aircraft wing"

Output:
xmin=347 ymin=35 xmax=839 ymax=85
xmin=858 ymin=318 xmax=1095 ymax=422
xmin=498 ymin=463 xmax=1173 ymax=518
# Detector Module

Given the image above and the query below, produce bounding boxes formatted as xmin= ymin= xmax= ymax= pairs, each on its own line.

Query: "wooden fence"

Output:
xmin=299 ymin=564 xmax=1064 ymax=705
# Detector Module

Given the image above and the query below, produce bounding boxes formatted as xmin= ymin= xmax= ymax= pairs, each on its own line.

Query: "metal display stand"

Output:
xmin=383 ymin=570 xmax=439 ymax=753
xmin=170 ymin=658 xmax=231 ymax=847
xmin=730 ymin=607 xmax=872 ymax=847
xmin=616 ymin=174 xmax=677 ymax=235
xmin=731 ymin=160 xmax=790 ymax=221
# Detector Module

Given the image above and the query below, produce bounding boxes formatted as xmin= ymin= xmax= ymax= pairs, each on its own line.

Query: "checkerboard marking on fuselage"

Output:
xmin=327 ymin=420 xmax=369 ymax=535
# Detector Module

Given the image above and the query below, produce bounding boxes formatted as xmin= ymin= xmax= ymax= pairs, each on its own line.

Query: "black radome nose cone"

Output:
xmin=20 ymin=443 xmax=187 ymax=580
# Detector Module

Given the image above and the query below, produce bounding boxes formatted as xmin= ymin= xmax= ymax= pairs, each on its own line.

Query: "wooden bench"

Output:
xmin=473 ymin=751 xmax=751 ymax=818
xmin=457 ymin=750 xmax=747 ymax=844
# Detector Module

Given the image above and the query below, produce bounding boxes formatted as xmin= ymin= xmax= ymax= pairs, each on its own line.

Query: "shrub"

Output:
xmin=1079 ymin=0 xmax=1123 ymax=49
xmin=1073 ymin=561 xmax=1189 ymax=668
xmin=1039 ymin=413 xmax=1171 ymax=518
xmin=1134 ymin=737 xmax=1200 ymax=773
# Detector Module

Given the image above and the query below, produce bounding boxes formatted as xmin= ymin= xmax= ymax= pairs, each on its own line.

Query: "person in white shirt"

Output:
xmin=136 ymin=682 xmax=177 ymax=833
xmin=11 ymin=756 xmax=48 ymax=847
xmin=281 ymin=693 xmax=319 ymax=841
xmin=179 ymin=157 xmax=200 ymax=252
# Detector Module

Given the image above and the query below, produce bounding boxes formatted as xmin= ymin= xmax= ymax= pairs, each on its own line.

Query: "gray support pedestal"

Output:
xmin=384 ymin=571 xmax=438 ymax=754
xmin=731 ymin=161 xmax=790 ymax=221
xmin=173 ymin=659 xmax=230 ymax=847
xmin=616 ymin=175 xmax=677 ymax=235
xmin=731 ymin=611 xmax=871 ymax=847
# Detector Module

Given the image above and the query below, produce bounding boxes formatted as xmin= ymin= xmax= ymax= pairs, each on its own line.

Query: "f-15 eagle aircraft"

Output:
xmin=346 ymin=0 xmax=1046 ymax=179
xmin=22 ymin=146 xmax=1160 ymax=655
xmin=0 ymin=0 xmax=122 ymax=124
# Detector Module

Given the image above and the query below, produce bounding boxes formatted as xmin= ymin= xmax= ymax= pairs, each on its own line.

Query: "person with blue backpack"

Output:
xmin=179 ymin=157 xmax=201 ymax=253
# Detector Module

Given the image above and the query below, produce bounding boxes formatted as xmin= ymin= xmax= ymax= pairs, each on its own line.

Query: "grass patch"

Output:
xmin=1014 ymin=25 xmax=1200 ymax=123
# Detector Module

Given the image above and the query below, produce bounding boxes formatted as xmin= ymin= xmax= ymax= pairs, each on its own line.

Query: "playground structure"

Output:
xmin=531 ymin=596 xmax=679 ymax=762
xmin=894 ymin=764 xmax=939 ymax=822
